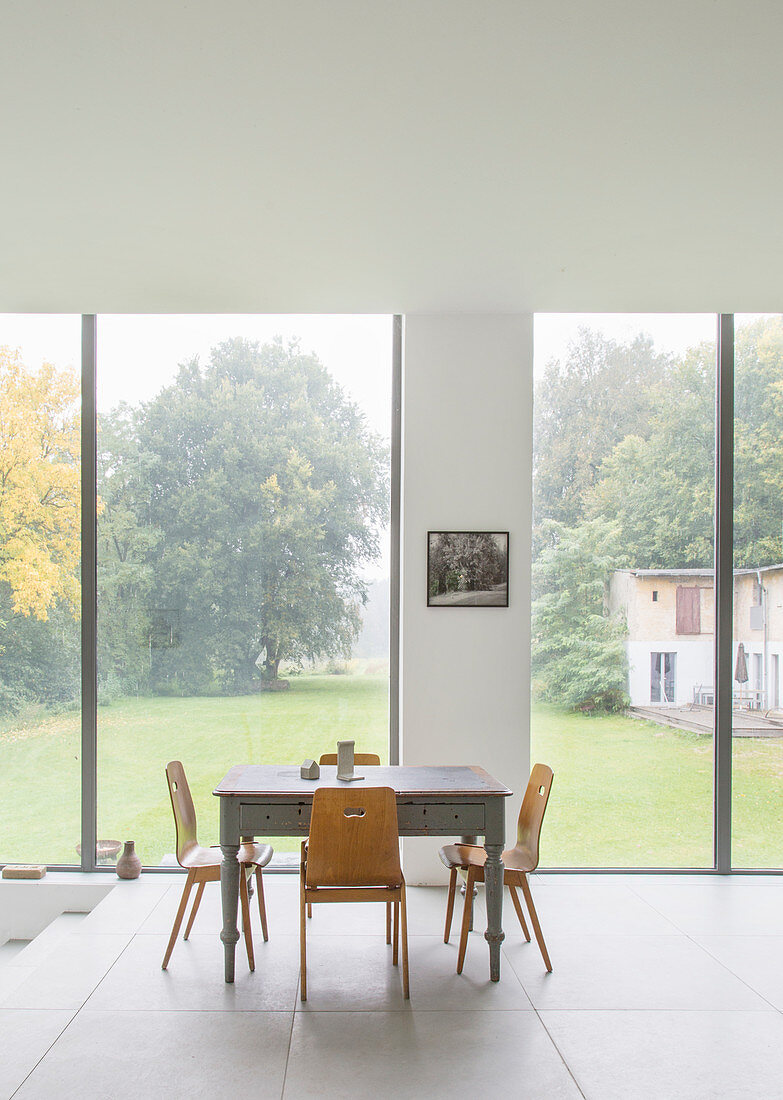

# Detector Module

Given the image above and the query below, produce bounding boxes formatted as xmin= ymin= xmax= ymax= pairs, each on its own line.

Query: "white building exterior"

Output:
xmin=609 ymin=566 xmax=783 ymax=711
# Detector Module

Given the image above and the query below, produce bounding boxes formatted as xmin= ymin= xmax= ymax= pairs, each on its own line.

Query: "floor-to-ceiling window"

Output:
xmin=94 ymin=315 xmax=392 ymax=867
xmin=0 ymin=316 xmax=82 ymax=864
xmin=731 ymin=315 xmax=783 ymax=869
xmin=0 ymin=314 xmax=394 ymax=870
xmin=532 ymin=314 xmax=717 ymax=867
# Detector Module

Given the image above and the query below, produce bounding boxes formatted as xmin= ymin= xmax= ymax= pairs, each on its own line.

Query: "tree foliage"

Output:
xmin=533 ymin=330 xmax=670 ymax=534
xmin=531 ymin=519 xmax=628 ymax=711
xmin=532 ymin=316 xmax=783 ymax=711
xmin=132 ymin=337 xmax=389 ymax=692
xmin=0 ymin=348 xmax=80 ymax=619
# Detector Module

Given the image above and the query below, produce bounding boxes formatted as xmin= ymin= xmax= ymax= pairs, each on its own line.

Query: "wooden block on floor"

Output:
xmin=1 ymin=865 xmax=47 ymax=879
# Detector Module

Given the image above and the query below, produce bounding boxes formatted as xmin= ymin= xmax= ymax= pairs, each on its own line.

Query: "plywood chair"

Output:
xmin=439 ymin=763 xmax=554 ymax=974
xmin=299 ymin=785 xmax=409 ymax=1000
xmin=318 ymin=753 xmax=382 ymax=766
xmin=310 ymin=753 xmax=388 ymax=929
xmin=162 ymin=760 xmax=274 ymax=970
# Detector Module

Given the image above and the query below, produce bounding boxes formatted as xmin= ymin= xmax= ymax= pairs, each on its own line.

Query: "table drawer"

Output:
xmin=395 ymin=802 xmax=485 ymax=836
xmin=239 ymin=802 xmax=311 ymax=834
xmin=237 ymin=800 xmax=487 ymax=837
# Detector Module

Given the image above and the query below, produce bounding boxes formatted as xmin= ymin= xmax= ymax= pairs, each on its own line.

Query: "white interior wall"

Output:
xmin=400 ymin=315 xmax=533 ymax=883
xmin=2 ymin=2 xmax=783 ymax=312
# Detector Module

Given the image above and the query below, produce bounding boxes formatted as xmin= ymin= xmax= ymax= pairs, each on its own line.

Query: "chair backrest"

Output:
xmin=513 ymin=763 xmax=554 ymax=872
xmin=318 ymin=752 xmax=381 ymax=766
xmin=306 ymin=786 xmax=402 ymax=888
xmin=165 ymin=760 xmax=199 ymax=867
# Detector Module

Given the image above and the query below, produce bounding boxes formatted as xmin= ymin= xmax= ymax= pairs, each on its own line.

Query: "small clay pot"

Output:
xmin=116 ymin=840 xmax=142 ymax=880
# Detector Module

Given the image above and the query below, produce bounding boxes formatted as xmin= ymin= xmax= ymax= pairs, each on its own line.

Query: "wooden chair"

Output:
xmin=310 ymin=753 xmax=388 ymax=930
xmin=162 ymin=760 xmax=273 ymax=970
xmin=317 ymin=753 xmax=381 ymax=766
xmin=299 ymin=785 xmax=409 ymax=1000
xmin=439 ymin=763 xmax=554 ymax=974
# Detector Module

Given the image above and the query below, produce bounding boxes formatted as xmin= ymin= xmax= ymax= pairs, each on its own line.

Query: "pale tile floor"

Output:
xmin=2 ymin=874 xmax=783 ymax=1098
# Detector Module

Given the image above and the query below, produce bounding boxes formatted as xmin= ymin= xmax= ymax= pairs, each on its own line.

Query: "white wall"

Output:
xmin=627 ymin=639 xmax=714 ymax=707
xmin=400 ymin=315 xmax=533 ymax=883
xmin=2 ymin=2 xmax=783 ymax=311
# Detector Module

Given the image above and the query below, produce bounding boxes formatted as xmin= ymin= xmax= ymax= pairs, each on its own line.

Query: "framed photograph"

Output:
xmin=427 ymin=531 xmax=509 ymax=607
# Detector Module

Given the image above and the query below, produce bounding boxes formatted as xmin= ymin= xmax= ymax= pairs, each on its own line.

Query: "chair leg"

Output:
xmin=392 ymin=899 xmax=399 ymax=965
xmin=299 ymin=879 xmax=307 ymax=1001
xmin=162 ymin=869 xmax=195 ymax=969
xmin=386 ymin=900 xmax=392 ymax=945
xmin=444 ymin=867 xmax=458 ymax=943
xmin=183 ymin=880 xmax=206 ymax=940
xmin=399 ymin=884 xmax=409 ymax=999
xmin=240 ymin=868 xmax=255 ymax=972
xmin=307 ymin=902 xmax=312 ymax=918
xmin=508 ymin=881 xmax=531 ymax=942
xmin=255 ymin=866 xmax=269 ymax=942
xmin=456 ymin=867 xmax=475 ymax=975
xmin=519 ymin=873 xmax=552 ymax=973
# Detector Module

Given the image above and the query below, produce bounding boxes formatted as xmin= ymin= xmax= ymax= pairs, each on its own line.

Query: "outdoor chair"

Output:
xmin=439 ymin=762 xmax=554 ymax=973
xmin=162 ymin=760 xmax=273 ymax=970
xmin=299 ymin=785 xmax=409 ymax=1000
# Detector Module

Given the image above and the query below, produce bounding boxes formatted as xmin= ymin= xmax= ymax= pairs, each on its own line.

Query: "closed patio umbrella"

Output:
xmin=735 ymin=642 xmax=749 ymax=684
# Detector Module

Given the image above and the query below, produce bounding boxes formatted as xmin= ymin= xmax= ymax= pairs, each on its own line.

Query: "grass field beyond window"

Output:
xmin=2 ymin=687 xmax=782 ymax=868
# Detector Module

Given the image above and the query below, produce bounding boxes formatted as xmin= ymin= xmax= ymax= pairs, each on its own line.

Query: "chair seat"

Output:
xmin=438 ymin=842 xmax=534 ymax=875
xmin=239 ymin=840 xmax=274 ymax=868
xmin=179 ymin=841 xmax=274 ymax=869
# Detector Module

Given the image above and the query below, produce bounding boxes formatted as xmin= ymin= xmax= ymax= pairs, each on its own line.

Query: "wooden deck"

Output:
xmin=630 ymin=704 xmax=783 ymax=738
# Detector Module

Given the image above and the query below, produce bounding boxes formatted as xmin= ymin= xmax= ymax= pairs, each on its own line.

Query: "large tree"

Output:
xmin=96 ymin=404 xmax=161 ymax=695
xmin=533 ymin=329 xmax=670 ymax=534
xmin=531 ymin=518 xmax=628 ymax=711
xmin=0 ymin=348 xmax=80 ymax=618
xmin=134 ymin=337 xmax=388 ymax=691
xmin=0 ymin=348 xmax=81 ymax=713
xmin=582 ymin=317 xmax=783 ymax=570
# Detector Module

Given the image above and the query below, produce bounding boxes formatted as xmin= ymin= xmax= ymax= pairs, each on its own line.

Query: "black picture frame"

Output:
xmin=427 ymin=531 xmax=509 ymax=607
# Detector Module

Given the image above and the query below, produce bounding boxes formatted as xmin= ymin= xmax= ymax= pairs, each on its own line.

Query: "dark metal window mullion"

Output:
xmin=389 ymin=316 xmax=402 ymax=765
xmin=714 ymin=314 xmax=734 ymax=873
xmin=80 ymin=315 xmax=97 ymax=872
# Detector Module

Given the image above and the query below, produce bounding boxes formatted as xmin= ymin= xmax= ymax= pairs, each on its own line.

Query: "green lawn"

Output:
xmin=0 ymin=675 xmax=389 ymax=866
xmin=534 ymin=702 xmax=783 ymax=868
xmin=3 ymin=686 xmax=783 ymax=869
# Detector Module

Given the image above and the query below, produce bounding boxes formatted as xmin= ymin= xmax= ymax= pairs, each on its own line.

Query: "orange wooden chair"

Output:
xmin=162 ymin=760 xmax=273 ymax=970
xmin=299 ymin=785 xmax=409 ymax=1000
xmin=439 ymin=763 xmax=554 ymax=973
xmin=309 ymin=754 xmax=388 ymax=928
xmin=318 ymin=753 xmax=382 ymax=766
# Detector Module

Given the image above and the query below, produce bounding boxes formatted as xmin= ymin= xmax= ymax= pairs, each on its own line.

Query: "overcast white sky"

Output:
xmin=0 ymin=313 xmax=393 ymax=435
xmin=534 ymin=313 xmax=719 ymax=376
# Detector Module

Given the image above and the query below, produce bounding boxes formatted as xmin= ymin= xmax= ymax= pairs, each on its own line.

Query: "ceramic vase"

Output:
xmin=116 ymin=840 xmax=142 ymax=880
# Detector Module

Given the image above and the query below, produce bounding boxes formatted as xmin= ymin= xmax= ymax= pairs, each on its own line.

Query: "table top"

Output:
xmin=214 ymin=764 xmax=512 ymax=799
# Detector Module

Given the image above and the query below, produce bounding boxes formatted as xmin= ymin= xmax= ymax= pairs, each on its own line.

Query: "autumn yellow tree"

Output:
xmin=0 ymin=347 xmax=80 ymax=618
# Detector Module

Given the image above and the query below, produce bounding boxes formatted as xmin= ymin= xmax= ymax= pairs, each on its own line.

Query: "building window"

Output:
xmin=651 ymin=652 xmax=677 ymax=703
xmin=652 ymin=590 xmax=658 ymax=602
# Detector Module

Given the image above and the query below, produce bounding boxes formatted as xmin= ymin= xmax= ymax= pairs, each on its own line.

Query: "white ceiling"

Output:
xmin=1 ymin=1 xmax=781 ymax=313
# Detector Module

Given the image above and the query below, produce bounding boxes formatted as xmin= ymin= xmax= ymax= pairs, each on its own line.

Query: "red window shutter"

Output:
xmin=676 ymin=586 xmax=701 ymax=634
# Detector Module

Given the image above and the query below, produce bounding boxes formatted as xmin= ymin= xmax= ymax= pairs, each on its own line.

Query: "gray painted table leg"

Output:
xmin=220 ymin=844 xmax=240 ymax=983
xmin=484 ymin=843 xmax=504 ymax=981
xmin=483 ymin=799 xmax=505 ymax=981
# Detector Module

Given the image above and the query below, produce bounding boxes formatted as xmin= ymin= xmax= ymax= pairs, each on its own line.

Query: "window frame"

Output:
xmin=75 ymin=314 xmax=402 ymax=873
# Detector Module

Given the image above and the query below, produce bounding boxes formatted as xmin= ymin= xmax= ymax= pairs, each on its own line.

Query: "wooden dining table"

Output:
xmin=214 ymin=764 xmax=512 ymax=982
